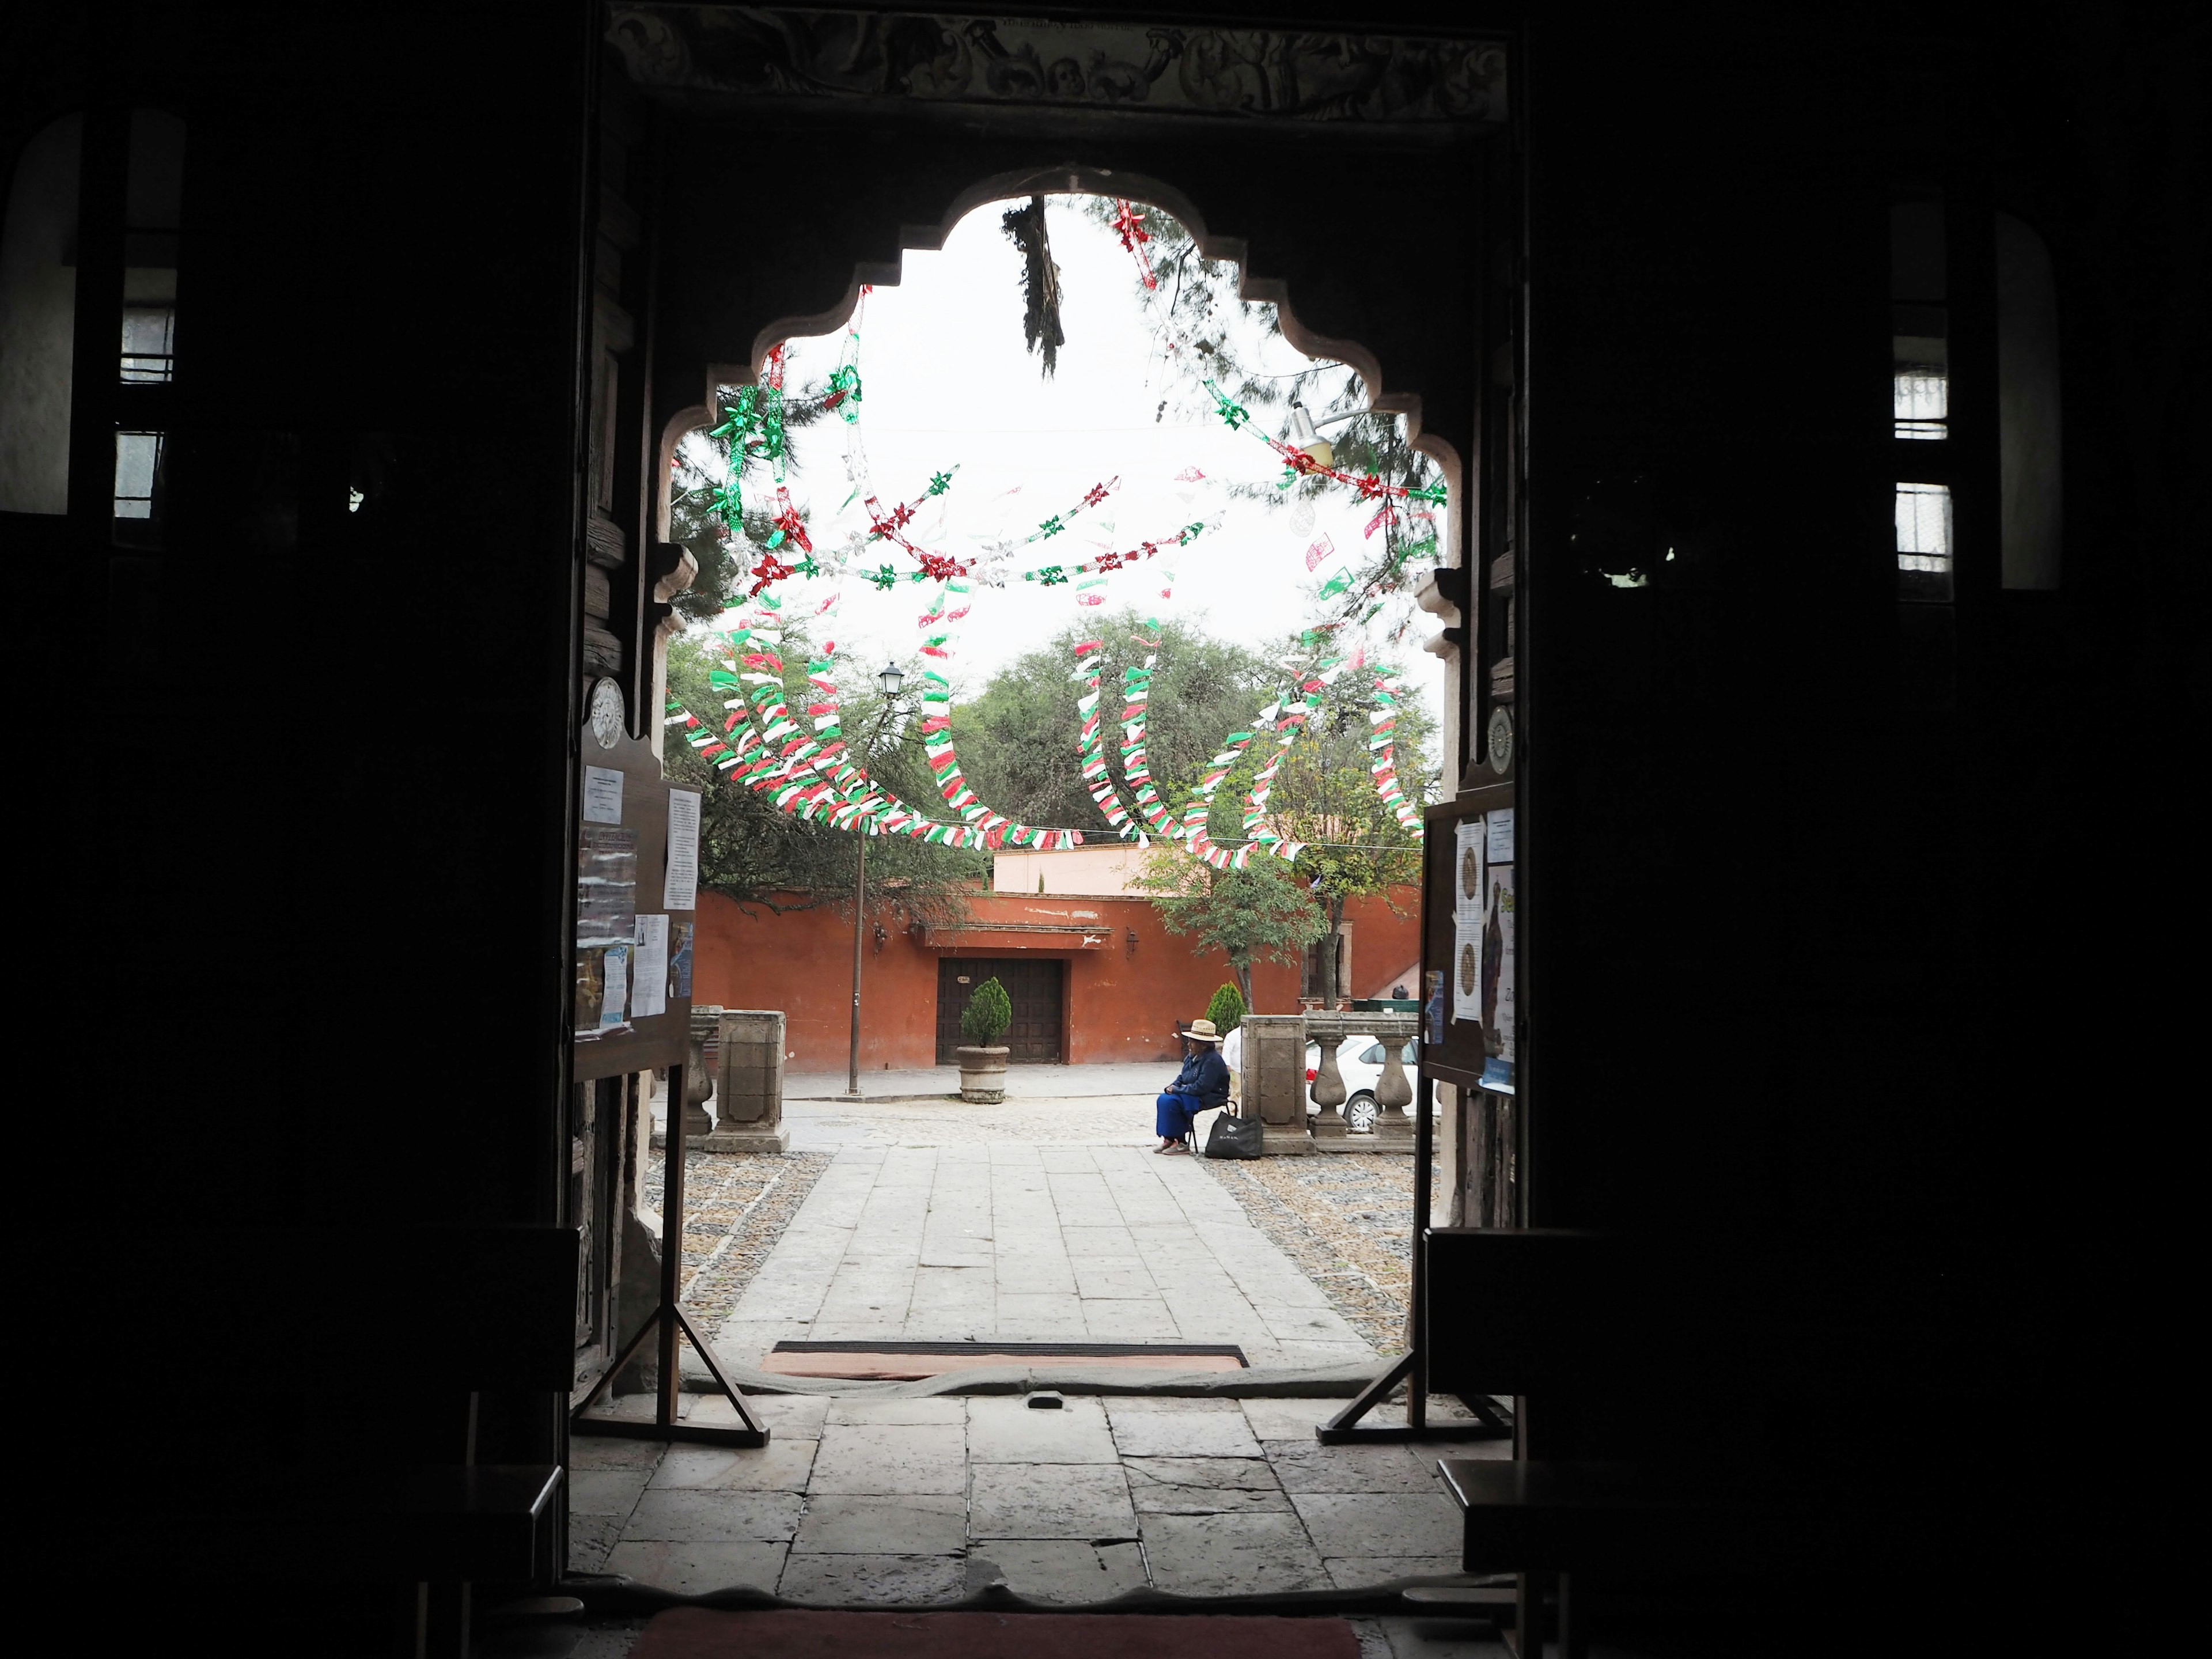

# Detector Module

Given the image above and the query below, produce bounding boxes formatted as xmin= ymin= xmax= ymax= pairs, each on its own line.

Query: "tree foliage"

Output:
xmin=661 ymin=631 xmax=985 ymax=923
xmin=1264 ymin=660 xmax=1430 ymax=1005
xmin=1205 ymin=982 xmax=1247 ymax=1035
xmin=960 ymin=976 xmax=1012 ymax=1046
xmin=950 ymin=607 xmax=1279 ymax=835
xmin=1134 ymin=854 xmax=1325 ymax=1012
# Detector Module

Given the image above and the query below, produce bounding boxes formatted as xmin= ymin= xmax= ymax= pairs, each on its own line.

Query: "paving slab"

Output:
xmin=964 ymin=1395 xmax=1120 ymax=1463
xmin=966 ymin=1463 xmax=1137 ymax=1539
xmin=1135 ymin=1511 xmax=1332 ymax=1596
xmin=602 ymin=1540 xmax=787 ymax=1596
xmin=776 ymin=1552 xmax=967 ymax=1605
xmin=1291 ymin=1492 xmax=1465 ymax=1559
xmin=825 ymin=1397 xmax=966 ymax=1426
xmin=1266 ymin=1442 xmax=1450 ymax=1495
xmin=1241 ymin=1397 xmax=1344 ymax=1441
xmin=808 ymin=1422 xmax=967 ymax=1495
xmin=966 ymin=1539 xmax=1149 ymax=1603
xmin=648 ymin=1439 xmax=819 ymax=1492
xmin=620 ymin=1490 xmax=803 ymax=1542
xmin=793 ymin=1494 xmax=967 ymax=1555
xmin=569 ymin=1468 xmax=653 ymax=1516
xmin=1106 ymin=1398 xmax=1266 ymax=1457
xmin=568 ymin=1514 xmax=624 ymax=1574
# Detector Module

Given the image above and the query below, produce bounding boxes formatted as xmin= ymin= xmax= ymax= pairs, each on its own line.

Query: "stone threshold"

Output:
xmin=671 ymin=1357 xmax=1396 ymax=1399
xmin=560 ymin=1572 xmax=1516 ymax=1621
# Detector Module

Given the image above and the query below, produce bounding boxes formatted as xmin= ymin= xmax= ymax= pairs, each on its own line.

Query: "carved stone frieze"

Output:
xmin=607 ymin=6 xmax=1505 ymax=126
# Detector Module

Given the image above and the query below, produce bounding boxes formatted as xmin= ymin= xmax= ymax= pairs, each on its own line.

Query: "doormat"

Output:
xmin=761 ymin=1340 xmax=1248 ymax=1381
xmin=635 ymin=1609 xmax=1358 ymax=1659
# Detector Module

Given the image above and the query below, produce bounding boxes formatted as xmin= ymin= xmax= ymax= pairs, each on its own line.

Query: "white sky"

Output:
xmin=685 ymin=195 xmax=1446 ymax=743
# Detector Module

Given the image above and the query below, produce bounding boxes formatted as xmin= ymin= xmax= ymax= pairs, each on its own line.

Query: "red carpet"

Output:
xmin=634 ymin=1609 xmax=1361 ymax=1659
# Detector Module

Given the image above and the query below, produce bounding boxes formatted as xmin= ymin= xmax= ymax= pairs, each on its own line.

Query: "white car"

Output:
xmin=1304 ymin=1036 xmax=1435 ymax=1133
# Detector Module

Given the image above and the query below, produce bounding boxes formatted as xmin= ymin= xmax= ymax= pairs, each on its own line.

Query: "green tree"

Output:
xmin=960 ymin=976 xmax=1012 ymax=1046
xmin=1134 ymin=854 xmax=1325 ymax=1011
xmin=661 ymin=631 xmax=985 ymax=925
xmin=1204 ymin=982 xmax=1247 ymax=1035
xmin=951 ymin=608 xmax=1278 ymax=836
xmin=1264 ymin=661 xmax=1431 ymax=1006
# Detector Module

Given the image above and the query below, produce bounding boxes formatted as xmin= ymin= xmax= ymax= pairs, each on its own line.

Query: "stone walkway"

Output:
xmin=590 ymin=1084 xmax=1490 ymax=1608
xmin=706 ymin=1139 xmax=1373 ymax=1370
xmin=571 ymin=1391 xmax=1500 ymax=1602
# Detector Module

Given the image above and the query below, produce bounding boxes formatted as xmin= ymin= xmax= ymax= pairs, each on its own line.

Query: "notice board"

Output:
xmin=573 ymin=707 xmax=701 ymax=1083
xmin=1421 ymin=783 xmax=1514 ymax=1089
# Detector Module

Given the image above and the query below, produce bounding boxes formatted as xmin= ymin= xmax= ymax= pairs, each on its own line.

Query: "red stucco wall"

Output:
xmin=692 ymin=885 xmax=1421 ymax=1072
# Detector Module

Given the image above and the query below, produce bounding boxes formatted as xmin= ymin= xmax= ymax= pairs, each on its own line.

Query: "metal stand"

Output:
xmin=1318 ymin=1058 xmax=1513 ymax=1445
xmin=571 ymin=1061 xmax=770 ymax=1448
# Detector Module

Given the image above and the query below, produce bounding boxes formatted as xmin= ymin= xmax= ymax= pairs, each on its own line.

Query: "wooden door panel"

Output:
xmin=937 ymin=957 xmax=1064 ymax=1064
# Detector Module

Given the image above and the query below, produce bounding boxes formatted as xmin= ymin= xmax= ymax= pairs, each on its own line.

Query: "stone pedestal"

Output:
xmin=1309 ymin=1035 xmax=1349 ymax=1144
xmin=1373 ymin=1036 xmax=1416 ymax=1145
xmin=701 ymin=1007 xmax=789 ymax=1154
xmin=1242 ymin=1015 xmax=1314 ymax=1154
xmin=957 ymin=1045 xmax=1008 ymax=1104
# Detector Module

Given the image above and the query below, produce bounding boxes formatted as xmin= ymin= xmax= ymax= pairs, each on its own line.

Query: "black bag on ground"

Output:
xmin=1204 ymin=1110 xmax=1263 ymax=1160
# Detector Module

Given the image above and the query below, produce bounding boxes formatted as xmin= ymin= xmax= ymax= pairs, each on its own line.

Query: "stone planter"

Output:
xmin=956 ymin=1045 xmax=1009 ymax=1104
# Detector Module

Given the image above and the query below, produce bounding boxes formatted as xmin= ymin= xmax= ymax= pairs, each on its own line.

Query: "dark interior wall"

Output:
xmin=652 ymin=112 xmax=1489 ymax=507
xmin=1517 ymin=7 xmax=2204 ymax=1537
xmin=14 ymin=2 xmax=600 ymax=1486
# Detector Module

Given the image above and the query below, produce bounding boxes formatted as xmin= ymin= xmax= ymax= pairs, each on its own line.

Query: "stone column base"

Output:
xmin=1260 ymin=1126 xmax=1316 ymax=1154
xmin=1313 ymin=1135 xmax=1415 ymax=1154
xmin=699 ymin=1124 xmax=791 ymax=1154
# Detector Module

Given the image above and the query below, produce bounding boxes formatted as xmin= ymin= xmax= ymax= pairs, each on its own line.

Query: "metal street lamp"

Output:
xmin=845 ymin=661 xmax=911 ymax=1100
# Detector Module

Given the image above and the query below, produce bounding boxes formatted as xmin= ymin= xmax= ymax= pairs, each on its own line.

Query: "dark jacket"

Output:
xmin=1168 ymin=1046 xmax=1231 ymax=1108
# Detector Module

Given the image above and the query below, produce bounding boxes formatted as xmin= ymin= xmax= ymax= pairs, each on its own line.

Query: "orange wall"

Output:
xmin=693 ymin=887 xmax=1421 ymax=1071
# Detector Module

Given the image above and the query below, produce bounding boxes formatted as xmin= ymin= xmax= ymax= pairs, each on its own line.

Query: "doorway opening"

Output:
xmin=935 ymin=957 xmax=1066 ymax=1065
xmin=587 ymin=172 xmax=1497 ymax=1601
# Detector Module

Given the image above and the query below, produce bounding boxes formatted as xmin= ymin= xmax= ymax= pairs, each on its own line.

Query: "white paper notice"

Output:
xmin=1453 ymin=919 xmax=1485 ymax=1025
xmin=631 ymin=915 xmax=668 ymax=1019
xmin=582 ymin=766 xmax=624 ymax=825
xmin=1455 ymin=821 xmax=1485 ymax=923
xmin=599 ymin=942 xmax=630 ymax=1029
xmin=663 ymin=789 xmax=701 ymax=911
xmin=1486 ymin=806 xmax=1515 ymax=864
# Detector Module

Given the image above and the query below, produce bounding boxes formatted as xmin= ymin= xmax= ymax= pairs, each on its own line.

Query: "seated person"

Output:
xmin=1155 ymin=1020 xmax=1230 ymax=1154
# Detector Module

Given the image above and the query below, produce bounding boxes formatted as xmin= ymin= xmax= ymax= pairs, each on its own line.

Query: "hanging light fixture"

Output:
xmin=1287 ymin=401 xmax=1335 ymax=470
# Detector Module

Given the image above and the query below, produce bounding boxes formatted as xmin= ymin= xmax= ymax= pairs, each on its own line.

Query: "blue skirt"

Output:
xmin=1156 ymin=1092 xmax=1205 ymax=1140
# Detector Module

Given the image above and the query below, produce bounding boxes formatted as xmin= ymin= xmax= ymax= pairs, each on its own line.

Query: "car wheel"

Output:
xmin=1346 ymin=1093 xmax=1379 ymax=1134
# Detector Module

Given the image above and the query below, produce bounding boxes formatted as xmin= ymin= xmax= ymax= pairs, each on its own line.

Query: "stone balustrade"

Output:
xmin=1238 ymin=1011 xmax=1421 ymax=1154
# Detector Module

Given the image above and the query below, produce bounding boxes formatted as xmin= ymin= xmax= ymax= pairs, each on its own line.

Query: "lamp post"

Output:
xmin=844 ymin=660 xmax=908 ymax=1100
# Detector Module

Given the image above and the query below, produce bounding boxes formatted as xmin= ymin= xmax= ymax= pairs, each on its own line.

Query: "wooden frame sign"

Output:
xmin=573 ymin=710 xmax=700 ymax=1083
xmin=1421 ymin=785 xmax=1515 ymax=1090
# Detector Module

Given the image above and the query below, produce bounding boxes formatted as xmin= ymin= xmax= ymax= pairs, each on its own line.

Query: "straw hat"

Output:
xmin=1182 ymin=1019 xmax=1223 ymax=1044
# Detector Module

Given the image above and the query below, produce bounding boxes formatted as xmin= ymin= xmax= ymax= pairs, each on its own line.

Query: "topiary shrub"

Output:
xmin=960 ymin=976 xmax=1012 ymax=1047
xmin=1205 ymin=982 xmax=1246 ymax=1033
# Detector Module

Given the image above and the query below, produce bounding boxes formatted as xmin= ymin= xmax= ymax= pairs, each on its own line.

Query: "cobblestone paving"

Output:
xmin=646 ymin=1149 xmax=836 ymax=1315
xmin=1199 ymin=1154 xmax=1442 ymax=1357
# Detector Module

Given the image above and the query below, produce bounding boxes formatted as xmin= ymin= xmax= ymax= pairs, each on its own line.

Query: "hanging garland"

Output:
xmin=911 ymin=573 xmax=1082 ymax=850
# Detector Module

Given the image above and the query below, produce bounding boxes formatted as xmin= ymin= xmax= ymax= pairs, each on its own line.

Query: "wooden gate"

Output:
xmin=937 ymin=957 xmax=1065 ymax=1064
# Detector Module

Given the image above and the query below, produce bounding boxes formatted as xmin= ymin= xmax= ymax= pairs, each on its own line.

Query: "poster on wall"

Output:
xmin=1452 ymin=819 xmax=1486 ymax=1024
xmin=631 ymin=914 xmax=669 ymax=1020
xmin=1481 ymin=862 xmax=1516 ymax=1060
xmin=664 ymin=789 xmax=700 ymax=911
xmin=575 ymin=824 xmax=638 ymax=1040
